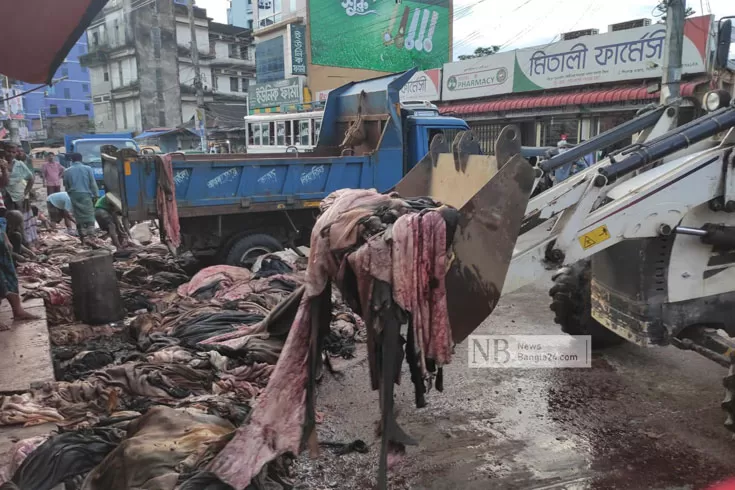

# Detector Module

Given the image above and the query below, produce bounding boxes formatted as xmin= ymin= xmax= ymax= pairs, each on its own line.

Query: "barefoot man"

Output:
xmin=0 ymin=155 xmax=39 ymax=329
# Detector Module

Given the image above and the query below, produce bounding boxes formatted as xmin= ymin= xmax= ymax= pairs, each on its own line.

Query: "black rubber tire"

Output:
xmin=549 ymin=260 xmax=626 ymax=349
xmin=225 ymin=233 xmax=283 ymax=268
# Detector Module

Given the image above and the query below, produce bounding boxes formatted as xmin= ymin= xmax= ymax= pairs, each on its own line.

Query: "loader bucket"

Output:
xmin=394 ymin=126 xmax=534 ymax=343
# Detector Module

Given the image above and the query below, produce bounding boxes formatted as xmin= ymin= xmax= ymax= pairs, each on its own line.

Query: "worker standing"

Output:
xmin=62 ymin=153 xmax=98 ymax=243
xmin=0 ymin=152 xmax=38 ymax=329
xmin=41 ymin=153 xmax=64 ymax=195
xmin=553 ymin=139 xmax=572 ymax=183
xmin=2 ymin=147 xmax=38 ymax=248
xmin=4 ymin=145 xmax=34 ymax=212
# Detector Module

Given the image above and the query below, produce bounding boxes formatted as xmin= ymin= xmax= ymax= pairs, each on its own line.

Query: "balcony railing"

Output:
xmin=111 ymin=80 xmax=140 ymax=94
xmin=178 ymin=45 xmax=216 ymax=60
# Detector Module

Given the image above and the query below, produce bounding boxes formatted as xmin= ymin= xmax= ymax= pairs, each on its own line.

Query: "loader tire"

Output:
xmin=722 ymin=362 xmax=735 ymax=432
xmin=225 ymin=233 xmax=283 ymax=269
xmin=549 ymin=260 xmax=625 ymax=349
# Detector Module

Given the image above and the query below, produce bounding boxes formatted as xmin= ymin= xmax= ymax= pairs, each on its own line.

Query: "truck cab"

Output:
xmin=401 ymin=101 xmax=470 ymax=171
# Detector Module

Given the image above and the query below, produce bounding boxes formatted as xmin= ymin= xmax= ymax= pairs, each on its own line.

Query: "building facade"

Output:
xmin=248 ymin=0 xmax=454 ymax=114
xmin=82 ymin=0 xmax=254 ymax=134
xmin=23 ymin=34 xmax=94 ymax=141
xmin=228 ymin=0 xmax=254 ymax=30
xmin=436 ymin=15 xmax=730 ymax=155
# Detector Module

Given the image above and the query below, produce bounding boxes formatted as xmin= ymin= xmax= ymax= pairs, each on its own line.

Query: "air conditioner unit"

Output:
xmin=609 ymin=18 xmax=651 ymax=32
xmin=561 ymin=28 xmax=599 ymax=41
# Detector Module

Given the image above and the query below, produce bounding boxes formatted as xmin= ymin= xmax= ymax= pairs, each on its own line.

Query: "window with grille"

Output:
xmin=468 ymin=122 xmax=504 ymax=155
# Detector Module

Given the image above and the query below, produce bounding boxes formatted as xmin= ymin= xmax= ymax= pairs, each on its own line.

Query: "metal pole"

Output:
xmin=675 ymin=226 xmax=708 ymax=236
xmin=4 ymin=77 xmax=20 ymax=145
xmin=188 ymin=0 xmax=207 ymax=151
xmin=660 ymin=0 xmax=686 ymax=104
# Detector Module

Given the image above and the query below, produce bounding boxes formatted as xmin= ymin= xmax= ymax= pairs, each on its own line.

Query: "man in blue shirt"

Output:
xmin=62 ymin=153 xmax=99 ymax=242
xmin=553 ymin=140 xmax=572 ymax=183
xmin=46 ymin=191 xmax=76 ymax=232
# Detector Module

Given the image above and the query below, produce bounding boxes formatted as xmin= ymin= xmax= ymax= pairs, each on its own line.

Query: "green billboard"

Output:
xmin=309 ymin=0 xmax=450 ymax=72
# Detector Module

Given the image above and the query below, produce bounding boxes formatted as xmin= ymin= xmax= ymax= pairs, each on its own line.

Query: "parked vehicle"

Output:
xmin=66 ymin=134 xmax=139 ymax=197
xmin=104 ymin=69 xmax=471 ymax=265
xmin=63 ymin=132 xmax=134 ymax=153
xmin=244 ymin=110 xmax=323 ymax=154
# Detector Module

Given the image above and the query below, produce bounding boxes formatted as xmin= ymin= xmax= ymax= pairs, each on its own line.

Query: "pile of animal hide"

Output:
xmin=19 ymin=232 xmax=195 ymax=325
xmin=206 ymin=188 xmax=458 ymax=489
xmin=0 ymin=230 xmax=365 ymax=489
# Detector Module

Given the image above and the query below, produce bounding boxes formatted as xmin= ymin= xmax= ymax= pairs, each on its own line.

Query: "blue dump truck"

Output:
xmin=104 ymin=70 xmax=472 ymax=265
xmin=65 ymin=133 xmax=140 ymax=197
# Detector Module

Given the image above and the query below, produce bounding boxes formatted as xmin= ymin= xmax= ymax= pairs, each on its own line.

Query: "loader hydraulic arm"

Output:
xmin=599 ymin=106 xmax=735 ymax=182
xmin=503 ymin=103 xmax=735 ymax=296
xmin=538 ymin=105 xmax=670 ymax=174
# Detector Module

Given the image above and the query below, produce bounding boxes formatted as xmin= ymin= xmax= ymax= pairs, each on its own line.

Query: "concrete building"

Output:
xmin=82 ymin=0 xmax=254 ymax=133
xmin=23 ymin=34 xmax=94 ymax=140
xmin=436 ymin=15 xmax=730 ymax=155
xmin=228 ymin=0 xmax=254 ymax=30
xmin=248 ymin=0 xmax=453 ymax=113
xmin=178 ymin=18 xmax=254 ymax=125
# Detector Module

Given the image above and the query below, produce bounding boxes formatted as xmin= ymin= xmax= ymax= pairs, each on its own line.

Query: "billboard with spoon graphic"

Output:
xmin=309 ymin=0 xmax=451 ymax=72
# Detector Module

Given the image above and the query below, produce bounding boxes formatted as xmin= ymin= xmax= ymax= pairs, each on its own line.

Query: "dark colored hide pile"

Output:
xmin=0 ymin=228 xmax=364 ymax=490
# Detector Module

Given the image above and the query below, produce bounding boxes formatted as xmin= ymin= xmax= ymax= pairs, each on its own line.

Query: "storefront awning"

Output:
xmin=1 ymin=0 xmax=108 ymax=84
xmin=440 ymin=82 xmax=701 ymax=116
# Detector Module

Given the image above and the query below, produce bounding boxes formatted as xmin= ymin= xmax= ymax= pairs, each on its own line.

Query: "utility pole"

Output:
xmin=2 ymin=75 xmax=19 ymax=144
xmin=660 ymin=0 xmax=686 ymax=104
xmin=188 ymin=0 xmax=207 ymax=151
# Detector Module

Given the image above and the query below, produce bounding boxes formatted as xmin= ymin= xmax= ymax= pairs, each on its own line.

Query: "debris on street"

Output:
xmin=207 ymin=188 xmax=459 ymax=489
xmin=0 ymin=215 xmax=366 ymax=489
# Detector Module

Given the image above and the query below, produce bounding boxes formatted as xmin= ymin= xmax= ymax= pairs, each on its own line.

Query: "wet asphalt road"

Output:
xmin=298 ymin=275 xmax=735 ymax=490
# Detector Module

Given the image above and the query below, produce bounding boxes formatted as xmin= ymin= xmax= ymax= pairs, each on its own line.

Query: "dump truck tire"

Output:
xmin=549 ymin=260 xmax=625 ymax=349
xmin=225 ymin=233 xmax=283 ymax=268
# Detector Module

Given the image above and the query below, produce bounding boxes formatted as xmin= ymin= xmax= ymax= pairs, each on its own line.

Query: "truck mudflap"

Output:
xmin=394 ymin=126 xmax=535 ymax=343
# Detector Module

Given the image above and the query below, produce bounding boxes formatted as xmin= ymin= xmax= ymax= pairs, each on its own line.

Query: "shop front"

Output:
xmin=249 ymin=77 xmax=314 ymax=114
xmin=439 ymin=15 xmax=715 ymax=155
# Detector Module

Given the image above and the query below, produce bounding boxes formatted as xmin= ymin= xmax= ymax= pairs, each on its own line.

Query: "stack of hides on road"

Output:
xmin=207 ymin=188 xmax=458 ymax=489
xmin=0 ymin=247 xmax=366 ymax=490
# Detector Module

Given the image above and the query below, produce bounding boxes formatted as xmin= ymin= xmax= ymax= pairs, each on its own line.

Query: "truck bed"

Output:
xmin=114 ymin=151 xmax=401 ymax=220
xmin=108 ymin=70 xmax=413 ymax=228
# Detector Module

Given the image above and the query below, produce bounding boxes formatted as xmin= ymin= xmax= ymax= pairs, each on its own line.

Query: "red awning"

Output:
xmin=440 ymin=82 xmax=700 ymax=116
xmin=0 ymin=0 xmax=108 ymax=84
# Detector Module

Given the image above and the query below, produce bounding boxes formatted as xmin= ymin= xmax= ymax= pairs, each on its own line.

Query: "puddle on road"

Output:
xmin=302 ymin=340 xmax=735 ymax=490
xmin=403 ymin=355 xmax=734 ymax=490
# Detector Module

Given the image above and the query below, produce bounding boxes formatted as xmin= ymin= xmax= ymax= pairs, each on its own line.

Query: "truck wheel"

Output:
xmin=225 ymin=233 xmax=283 ymax=269
xmin=549 ymin=260 xmax=625 ymax=349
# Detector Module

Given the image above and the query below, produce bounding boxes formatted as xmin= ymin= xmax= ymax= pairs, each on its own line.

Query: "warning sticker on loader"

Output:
xmin=578 ymin=225 xmax=611 ymax=250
